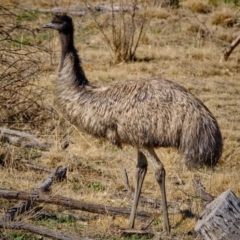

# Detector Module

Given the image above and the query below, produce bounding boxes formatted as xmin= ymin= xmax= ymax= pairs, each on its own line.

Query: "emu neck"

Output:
xmin=59 ymin=31 xmax=89 ymax=86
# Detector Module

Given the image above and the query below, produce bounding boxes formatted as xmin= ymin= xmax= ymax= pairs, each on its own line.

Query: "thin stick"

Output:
xmin=122 ymin=168 xmax=132 ymax=192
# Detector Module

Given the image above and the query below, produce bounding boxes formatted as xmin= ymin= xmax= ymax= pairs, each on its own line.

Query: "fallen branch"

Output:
xmin=34 ymin=166 xmax=67 ymax=192
xmin=0 ymin=221 xmax=82 ymax=240
xmin=220 ymin=34 xmax=240 ymax=62
xmin=0 ymin=190 xmax=153 ymax=218
xmin=0 ymin=127 xmax=51 ymax=151
xmin=1 ymin=166 xmax=67 ymax=222
xmin=23 ymin=162 xmax=52 ymax=173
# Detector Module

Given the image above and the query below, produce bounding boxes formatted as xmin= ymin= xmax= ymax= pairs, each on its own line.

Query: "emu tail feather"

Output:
xmin=180 ymin=111 xmax=222 ymax=169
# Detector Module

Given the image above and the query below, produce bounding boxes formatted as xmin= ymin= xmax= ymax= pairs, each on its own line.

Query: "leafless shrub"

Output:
xmin=87 ymin=0 xmax=152 ymax=63
xmin=0 ymin=6 xmax=50 ymax=127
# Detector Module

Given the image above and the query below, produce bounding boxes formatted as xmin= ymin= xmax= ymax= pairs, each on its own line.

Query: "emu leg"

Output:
xmin=141 ymin=148 xmax=170 ymax=234
xmin=155 ymin=166 xmax=170 ymax=233
xmin=127 ymin=150 xmax=148 ymax=229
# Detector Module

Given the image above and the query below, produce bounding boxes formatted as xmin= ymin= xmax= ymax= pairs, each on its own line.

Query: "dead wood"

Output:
xmin=34 ymin=166 xmax=67 ymax=192
xmin=0 ymin=221 xmax=83 ymax=240
xmin=195 ymin=189 xmax=240 ymax=240
xmin=0 ymin=190 xmax=153 ymax=218
xmin=0 ymin=127 xmax=51 ymax=151
xmin=220 ymin=34 xmax=240 ymax=61
xmin=141 ymin=218 xmax=155 ymax=230
xmin=0 ymin=166 xmax=67 ymax=222
xmin=23 ymin=162 xmax=52 ymax=173
xmin=192 ymin=179 xmax=214 ymax=202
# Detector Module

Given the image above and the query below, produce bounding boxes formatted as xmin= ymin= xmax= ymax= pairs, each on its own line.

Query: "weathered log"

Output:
xmin=0 ymin=127 xmax=51 ymax=151
xmin=0 ymin=190 xmax=153 ymax=218
xmin=0 ymin=221 xmax=83 ymax=240
xmin=1 ymin=166 xmax=67 ymax=222
xmin=195 ymin=189 xmax=240 ymax=240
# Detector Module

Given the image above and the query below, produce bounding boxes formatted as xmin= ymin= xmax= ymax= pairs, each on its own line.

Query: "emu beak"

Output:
xmin=43 ymin=22 xmax=56 ymax=29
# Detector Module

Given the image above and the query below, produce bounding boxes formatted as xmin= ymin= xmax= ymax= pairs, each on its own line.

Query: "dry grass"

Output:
xmin=181 ymin=0 xmax=213 ymax=14
xmin=211 ymin=8 xmax=238 ymax=27
xmin=1 ymin=0 xmax=240 ymax=239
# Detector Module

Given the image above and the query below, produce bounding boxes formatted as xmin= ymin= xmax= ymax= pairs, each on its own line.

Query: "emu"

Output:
xmin=43 ymin=14 xmax=222 ymax=233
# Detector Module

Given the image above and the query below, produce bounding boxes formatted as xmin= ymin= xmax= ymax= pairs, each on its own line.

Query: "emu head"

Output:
xmin=43 ymin=14 xmax=73 ymax=34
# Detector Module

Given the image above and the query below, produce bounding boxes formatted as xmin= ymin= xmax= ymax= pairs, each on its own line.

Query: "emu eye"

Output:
xmin=62 ymin=22 xmax=69 ymax=28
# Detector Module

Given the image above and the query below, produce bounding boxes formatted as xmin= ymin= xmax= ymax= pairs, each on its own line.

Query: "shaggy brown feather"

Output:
xmin=46 ymin=14 xmax=223 ymax=170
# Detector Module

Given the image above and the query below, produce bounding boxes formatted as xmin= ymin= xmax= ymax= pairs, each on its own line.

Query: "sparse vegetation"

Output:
xmin=0 ymin=0 xmax=240 ymax=239
xmin=182 ymin=0 xmax=213 ymax=13
xmin=211 ymin=9 xmax=237 ymax=27
xmin=88 ymin=182 xmax=105 ymax=191
xmin=88 ymin=0 xmax=152 ymax=63
xmin=5 ymin=233 xmax=39 ymax=240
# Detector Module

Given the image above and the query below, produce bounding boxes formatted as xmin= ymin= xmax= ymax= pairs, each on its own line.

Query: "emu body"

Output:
xmin=44 ymin=15 xmax=222 ymax=234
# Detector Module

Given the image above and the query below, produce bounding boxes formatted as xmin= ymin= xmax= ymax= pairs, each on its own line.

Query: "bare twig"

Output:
xmin=23 ymin=162 xmax=52 ymax=173
xmin=141 ymin=218 xmax=155 ymax=230
xmin=122 ymin=168 xmax=132 ymax=192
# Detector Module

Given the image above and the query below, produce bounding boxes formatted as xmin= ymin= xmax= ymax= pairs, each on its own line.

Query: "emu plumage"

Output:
xmin=43 ymin=14 xmax=222 ymax=234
